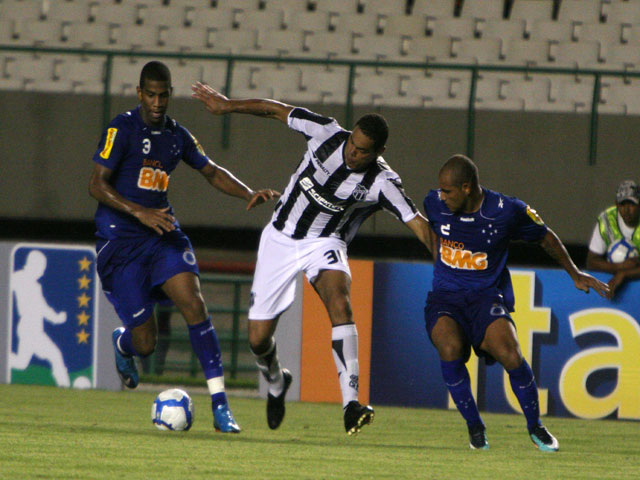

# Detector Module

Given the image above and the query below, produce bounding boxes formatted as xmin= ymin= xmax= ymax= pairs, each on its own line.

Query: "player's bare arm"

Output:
xmin=586 ymin=250 xmax=640 ymax=273
xmin=191 ymin=82 xmax=293 ymax=123
xmin=539 ymin=229 xmax=610 ymax=298
xmin=405 ymin=214 xmax=436 ymax=259
xmin=199 ymin=161 xmax=280 ymax=211
xmin=89 ymin=163 xmax=176 ymax=235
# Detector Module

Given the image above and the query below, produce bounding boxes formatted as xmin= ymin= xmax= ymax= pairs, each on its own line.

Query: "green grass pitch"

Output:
xmin=1 ymin=384 xmax=638 ymax=480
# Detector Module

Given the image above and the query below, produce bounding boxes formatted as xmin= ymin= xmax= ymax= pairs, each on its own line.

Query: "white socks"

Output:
xmin=331 ymin=323 xmax=359 ymax=408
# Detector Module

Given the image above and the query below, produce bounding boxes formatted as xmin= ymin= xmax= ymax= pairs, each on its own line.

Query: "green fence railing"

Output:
xmin=144 ymin=272 xmax=253 ymax=381
xmin=2 ymin=45 xmax=640 ymax=162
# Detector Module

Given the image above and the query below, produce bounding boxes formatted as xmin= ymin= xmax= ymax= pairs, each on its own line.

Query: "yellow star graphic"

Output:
xmin=77 ymin=311 xmax=90 ymax=326
xmin=78 ymin=256 xmax=92 ymax=272
xmin=76 ymin=329 xmax=90 ymax=344
xmin=77 ymin=275 xmax=91 ymax=290
xmin=77 ymin=292 xmax=91 ymax=308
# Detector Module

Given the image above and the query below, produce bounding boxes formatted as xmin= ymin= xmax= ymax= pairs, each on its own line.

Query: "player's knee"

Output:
xmin=177 ymin=297 xmax=208 ymax=324
xmin=496 ymin=348 xmax=523 ymax=371
xmin=437 ymin=342 xmax=465 ymax=361
xmin=134 ymin=333 xmax=157 ymax=357
xmin=248 ymin=331 xmax=271 ymax=355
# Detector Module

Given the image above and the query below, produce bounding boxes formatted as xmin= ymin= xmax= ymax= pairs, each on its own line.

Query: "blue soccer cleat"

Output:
xmin=112 ymin=327 xmax=139 ymax=389
xmin=213 ymin=404 xmax=241 ymax=433
xmin=530 ymin=425 xmax=559 ymax=452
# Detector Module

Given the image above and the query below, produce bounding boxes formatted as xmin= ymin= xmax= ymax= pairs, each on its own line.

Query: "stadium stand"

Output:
xmin=1 ymin=0 xmax=640 ymax=115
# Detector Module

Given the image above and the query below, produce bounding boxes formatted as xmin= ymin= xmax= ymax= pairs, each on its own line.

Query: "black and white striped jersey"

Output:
xmin=270 ymin=107 xmax=419 ymax=243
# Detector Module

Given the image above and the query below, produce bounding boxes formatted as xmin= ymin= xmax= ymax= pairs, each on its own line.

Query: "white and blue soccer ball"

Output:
xmin=152 ymin=388 xmax=194 ymax=431
xmin=606 ymin=239 xmax=639 ymax=263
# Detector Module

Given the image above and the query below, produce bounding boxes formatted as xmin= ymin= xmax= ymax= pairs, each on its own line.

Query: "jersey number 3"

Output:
xmin=324 ymin=249 xmax=346 ymax=265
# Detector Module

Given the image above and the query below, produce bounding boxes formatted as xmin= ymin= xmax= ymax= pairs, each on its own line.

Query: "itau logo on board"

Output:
xmin=7 ymin=244 xmax=98 ymax=389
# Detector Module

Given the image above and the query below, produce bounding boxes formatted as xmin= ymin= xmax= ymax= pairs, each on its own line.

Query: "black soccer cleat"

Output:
xmin=267 ymin=369 xmax=292 ymax=430
xmin=344 ymin=401 xmax=374 ymax=436
xmin=529 ymin=424 xmax=559 ymax=452
xmin=468 ymin=423 xmax=489 ymax=450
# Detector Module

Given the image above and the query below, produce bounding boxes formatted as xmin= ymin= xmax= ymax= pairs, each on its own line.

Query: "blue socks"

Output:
xmin=507 ymin=360 xmax=541 ymax=432
xmin=440 ymin=359 xmax=483 ymax=428
xmin=188 ymin=317 xmax=228 ymax=409
xmin=116 ymin=328 xmax=139 ymax=357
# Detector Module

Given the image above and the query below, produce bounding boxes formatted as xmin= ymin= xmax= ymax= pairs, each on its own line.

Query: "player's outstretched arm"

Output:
xmin=405 ymin=214 xmax=436 ymax=260
xmin=539 ymin=229 xmax=611 ymax=298
xmin=199 ymin=161 xmax=280 ymax=210
xmin=191 ymin=82 xmax=293 ymax=124
xmin=89 ymin=163 xmax=176 ymax=235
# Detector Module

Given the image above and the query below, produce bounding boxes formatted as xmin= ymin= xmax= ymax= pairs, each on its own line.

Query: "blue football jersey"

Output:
xmin=424 ymin=187 xmax=547 ymax=302
xmin=92 ymin=106 xmax=209 ymax=239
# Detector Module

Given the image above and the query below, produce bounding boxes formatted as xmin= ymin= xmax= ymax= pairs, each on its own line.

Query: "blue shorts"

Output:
xmin=96 ymin=230 xmax=199 ymax=327
xmin=424 ymin=288 xmax=514 ymax=364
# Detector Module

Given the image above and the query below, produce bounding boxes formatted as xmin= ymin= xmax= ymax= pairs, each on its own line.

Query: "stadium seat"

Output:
xmin=213 ymin=0 xmax=266 ymax=11
xmin=606 ymin=0 xmax=640 ymax=25
xmin=303 ymin=31 xmax=358 ymax=60
xmin=454 ymin=37 xmax=503 ymax=65
xmin=576 ymin=23 xmax=626 ymax=48
xmin=331 ymin=12 xmax=382 ymax=36
xmin=509 ymin=0 xmax=554 ymax=39
xmin=228 ymin=64 xmax=274 ymax=99
xmin=0 ymin=0 xmax=45 ymax=22
xmin=53 ymin=56 xmax=107 ymax=95
xmin=383 ymin=15 xmax=428 ymax=38
xmin=429 ymin=17 xmax=477 ymax=39
xmin=189 ymin=7 xmax=238 ymax=30
xmin=201 ymin=61 xmax=230 ymax=90
xmin=163 ymin=25 xmax=215 ymax=52
xmin=557 ymin=0 xmax=605 ymax=24
xmin=404 ymin=35 xmax=454 ymax=63
xmin=253 ymin=65 xmax=304 ymax=99
xmin=44 ymin=1 xmax=94 ymax=23
xmin=479 ymin=18 xmax=525 ymax=48
xmin=299 ymin=65 xmax=351 ymax=104
xmin=502 ymin=39 xmax=551 ymax=66
xmin=110 ymin=24 xmax=163 ymax=51
xmin=138 ymin=5 xmax=189 ymax=28
xmin=313 ymin=0 xmax=362 ymax=14
xmin=110 ymin=59 xmax=149 ymax=96
xmin=209 ymin=28 xmax=259 ymax=54
xmin=163 ymin=61 xmax=205 ymax=97
xmin=363 ymin=0 xmax=408 ymax=16
xmin=548 ymin=75 xmax=597 ymax=113
xmin=460 ymin=0 xmax=505 ymax=21
xmin=16 ymin=19 xmax=65 ymax=47
xmin=61 ymin=22 xmax=115 ymax=50
xmin=598 ymin=78 xmax=634 ymax=115
xmin=2 ymin=53 xmax=56 ymax=83
xmin=237 ymin=9 xmax=285 ymax=32
xmin=607 ymin=44 xmax=640 ymax=71
xmin=402 ymin=73 xmax=461 ymax=108
xmin=411 ymin=0 xmax=456 ymax=18
xmin=506 ymin=76 xmax=552 ymax=111
xmin=529 ymin=19 xmax=576 ymax=43
xmin=550 ymin=40 xmax=601 ymax=69
xmin=264 ymin=0 xmax=310 ymax=13
xmin=93 ymin=3 xmax=142 ymax=26
xmin=0 ymin=19 xmax=15 ymax=45
xmin=257 ymin=29 xmax=307 ymax=57
xmin=284 ymin=10 xmax=330 ymax=33
xmin=354 ymin=34 xmax=408 ymax=61
xmin=352 ymin=68 xmax=407 ymax=106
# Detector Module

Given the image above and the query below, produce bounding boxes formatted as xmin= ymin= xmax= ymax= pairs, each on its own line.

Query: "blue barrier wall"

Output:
xmin=370 ymin=262 xmax=640 ymax=420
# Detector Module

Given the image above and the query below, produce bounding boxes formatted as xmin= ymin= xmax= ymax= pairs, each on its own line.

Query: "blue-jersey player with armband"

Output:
xmin=89 ymin=61 xmax=279 ymax=433
xmin=423 ymin=155 xmax=609 ymax=451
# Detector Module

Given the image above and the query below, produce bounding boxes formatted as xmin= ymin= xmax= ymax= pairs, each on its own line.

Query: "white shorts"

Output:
xmin=248 ymin=223 xmax=351 ymax=320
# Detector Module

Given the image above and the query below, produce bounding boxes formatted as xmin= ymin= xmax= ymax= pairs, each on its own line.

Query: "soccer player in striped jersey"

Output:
xmin=192 ymin=82 xmax=435 ymax=435
xmin=89 ymin=61 xmax=278 ymax=433
xmin=423 ymin=155 xmax=609 ymax=451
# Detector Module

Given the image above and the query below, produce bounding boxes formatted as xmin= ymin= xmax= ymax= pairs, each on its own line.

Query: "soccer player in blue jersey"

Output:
xmin=88 ymin=61 xmax=278 ymax=433
xmin=424 ymin=154 xmax=609 ymax=451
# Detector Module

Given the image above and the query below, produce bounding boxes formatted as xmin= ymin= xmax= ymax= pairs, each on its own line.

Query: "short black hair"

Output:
xmin=139 ymin=61 xmax=171 ymax=89
xmin=440 ymin=154 xmax=479 ymax=187
xmin=354 ymin=113 xmax=388 ymax=152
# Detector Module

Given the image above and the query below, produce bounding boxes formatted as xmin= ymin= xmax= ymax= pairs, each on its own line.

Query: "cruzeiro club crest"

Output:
xmin=7 ymin=244 xmax=98 ymax=389
xmin=352 ymin=183 xmax=369 ymax=201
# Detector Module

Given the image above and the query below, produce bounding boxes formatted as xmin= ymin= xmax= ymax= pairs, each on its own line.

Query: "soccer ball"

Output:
xmin=606 ymin=239 xmax=639 ymax=263
xmin=152 ymin=388 xmax=194 ymax=431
